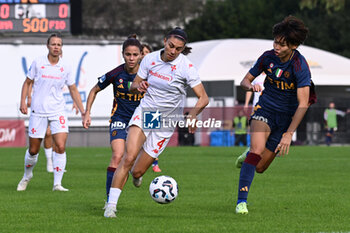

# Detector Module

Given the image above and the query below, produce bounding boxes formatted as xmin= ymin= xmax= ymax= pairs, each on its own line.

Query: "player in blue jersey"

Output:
xmin=83 ymin=35 xmax=144 ymax=207
xmin=235 ymin=16 xmax=316 ymax=214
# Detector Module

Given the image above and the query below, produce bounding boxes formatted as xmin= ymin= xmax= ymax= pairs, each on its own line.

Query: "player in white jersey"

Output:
xmin=17 ymin=33 xmax=85 ymax=192
xmin=104 ymin=27 xmax=209 ymax=218
xmin=236 ymin=73 xmax=265 ymax=168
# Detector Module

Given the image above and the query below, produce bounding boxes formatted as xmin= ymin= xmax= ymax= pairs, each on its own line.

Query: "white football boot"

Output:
xmin=104 ymin=205 xmax=117 ymax=218
xmin=17 ymin=176 xmax=32 ymax=191
xmin=52 ymin=184 xmax=69 ymax=191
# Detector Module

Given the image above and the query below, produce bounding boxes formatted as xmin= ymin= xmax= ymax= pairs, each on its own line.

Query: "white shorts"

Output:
xmin=128 ymin=106 xmax=174 ymax=158
xmin=28 ymin=113 xmax=69 ymax=138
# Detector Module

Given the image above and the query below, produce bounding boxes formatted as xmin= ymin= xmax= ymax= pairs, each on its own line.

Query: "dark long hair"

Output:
xmin=166 ymin=27 xmax=192 ymax=55
xmin=122 ymin=34 xmax=142 ymax=53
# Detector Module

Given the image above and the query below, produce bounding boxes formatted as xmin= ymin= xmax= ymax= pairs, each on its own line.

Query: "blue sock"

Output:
xmin=152 ymin=159 xmax=158 ymax=167
xmin=106 ymin=167 xmax=116 ymax=201
xmin=237 ymin=152 xmax=261 ymax=204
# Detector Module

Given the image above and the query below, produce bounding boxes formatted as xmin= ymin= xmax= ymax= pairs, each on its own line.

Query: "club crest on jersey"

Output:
xmin=119 ymin=78 xmax=123 ymax=83
xmin=275 ymin=68 xmax=283 ymax=78
xmin=143 ymin=110 xmax=161 ymax=129
xmin=269 ymin=63 xmax=274 ymax=68
xmin=284 ymin=71 xmax=290 ymax=78
xmin=171 ymin=65 xmax=176 ymax=71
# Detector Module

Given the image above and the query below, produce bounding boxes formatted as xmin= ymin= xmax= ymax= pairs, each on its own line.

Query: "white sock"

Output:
xmin=44 ymin=147 xmax=53 ymax=160
xmin=108 ymin=188 xmax=122 ymax=208
xmin=53 ymin=152 xmax=66 ymax=186
xmin=24 ymin=149 xmax=38 ymax=179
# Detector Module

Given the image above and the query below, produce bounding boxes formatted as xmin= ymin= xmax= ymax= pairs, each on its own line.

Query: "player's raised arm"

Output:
xmin=276 ymin=86 xmax=310 ymax=155
xmin=241 ymin=72 xmax=262 ymax=92
xmin=130 ymin=75 xmax=149 ymax=94
xmin=83 ymin=84 xmax=101 ymax=129
xmin=20 ymin=77 xmax=33 ymax=115
xmin=68 ymin=84 xmax=85 ymax=117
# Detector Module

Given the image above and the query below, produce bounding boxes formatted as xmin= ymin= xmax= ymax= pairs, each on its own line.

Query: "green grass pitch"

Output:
xmin=0 ymin=146 xmax=350 ymax=233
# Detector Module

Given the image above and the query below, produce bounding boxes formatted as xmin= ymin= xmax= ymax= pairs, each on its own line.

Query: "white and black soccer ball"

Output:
xmin=149 ymin=175 xmax=178 ymax=204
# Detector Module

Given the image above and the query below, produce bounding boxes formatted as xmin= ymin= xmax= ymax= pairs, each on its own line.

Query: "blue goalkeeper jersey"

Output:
xmin=97 ymin=64 xmax=144 ymax=121
xmin=249 ymin=49 xmax=311 ymax=115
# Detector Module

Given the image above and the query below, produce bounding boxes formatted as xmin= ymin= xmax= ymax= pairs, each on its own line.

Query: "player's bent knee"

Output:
xmin=123 ymin=155 xmax=137 ymax=169
xmin=55 ymin=145 xmax=66 ymax=154
xmin=29 ymin=148 xmax=40 ymax=155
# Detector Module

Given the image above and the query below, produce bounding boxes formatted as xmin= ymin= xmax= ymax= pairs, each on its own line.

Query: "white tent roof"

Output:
xmin=187 ymin=39 xmax=350 ymax=85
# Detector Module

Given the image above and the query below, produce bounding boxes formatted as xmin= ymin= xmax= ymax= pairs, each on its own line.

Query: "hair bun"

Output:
xmin=128 ymin=34 xmax=138 ymax=39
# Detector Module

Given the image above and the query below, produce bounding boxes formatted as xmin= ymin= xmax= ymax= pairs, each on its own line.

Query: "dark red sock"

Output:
xmin=107 ymin=167 xmax=116 ymax=172
xmin=244 ymin=152 xmax=261 ymax=166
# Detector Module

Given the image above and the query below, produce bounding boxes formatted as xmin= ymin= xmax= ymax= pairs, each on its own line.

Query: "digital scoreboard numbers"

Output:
xmin=0 ymin=0 xmax=70 ymax=34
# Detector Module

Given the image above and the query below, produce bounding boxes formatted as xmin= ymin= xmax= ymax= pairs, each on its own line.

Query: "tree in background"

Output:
xmin=184 ymin=0 xmax=350 ymax=58
xmin=82 ymin=0 xmax=204 ymax=46
xmin=298 ymin=0 xmax=350 ymax=58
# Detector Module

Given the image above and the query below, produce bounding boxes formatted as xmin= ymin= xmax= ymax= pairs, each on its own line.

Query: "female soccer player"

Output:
xmin=141 ymin=43 xmax=152 ymax=59
xmin=83 ymin=35 xmax=144 ymax=206
xmin=235 ymin=16 xmax=316 ymax=214
xmin=104 ymin=27 xmax=209 ymax=218
xmin=17 ymin=33 xmax=85 ymax=191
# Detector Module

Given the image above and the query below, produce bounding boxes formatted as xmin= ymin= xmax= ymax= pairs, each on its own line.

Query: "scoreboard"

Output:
xmin=0 ymin=0 xmax=70 ymax=34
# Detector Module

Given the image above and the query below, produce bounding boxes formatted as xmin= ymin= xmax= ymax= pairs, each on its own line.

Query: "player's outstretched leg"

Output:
xmin=52 ymin=151 xmax=69 ymax=191
xmin=236 ymin=152 xmax=261 ymax=214
xmin=17 ymin=149 xmax=38 ymax=191
xmin=235 ymin=147 xmax=250 ymax=168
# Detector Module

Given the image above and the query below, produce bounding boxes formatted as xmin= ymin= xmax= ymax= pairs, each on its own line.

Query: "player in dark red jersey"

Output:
xmin=83 ymin=35 xmax=144 ymax=208
xmin=235 ymin=16 xmax=316 ymax=214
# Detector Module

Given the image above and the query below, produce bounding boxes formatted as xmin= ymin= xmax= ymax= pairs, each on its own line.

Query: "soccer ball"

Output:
xmin=149 ymin=175 xmax=178 ymax=204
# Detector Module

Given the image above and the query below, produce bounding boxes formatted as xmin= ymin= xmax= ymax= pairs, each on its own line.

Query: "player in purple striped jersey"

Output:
xmin=235 ymin=16 xmax=316 ymax=214
xmin=83 ymin=35 xmax=144 ymax=207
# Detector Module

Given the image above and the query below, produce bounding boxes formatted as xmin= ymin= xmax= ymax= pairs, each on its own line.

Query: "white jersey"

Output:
xmin=251 ymin=74 xmax=265 ymax=107
xmin=27 ymin=55 xmax=74 ymax=117
xmin=137 ymin=50 xmax=201 ymax=119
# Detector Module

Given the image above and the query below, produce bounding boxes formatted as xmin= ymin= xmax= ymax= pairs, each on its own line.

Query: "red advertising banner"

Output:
xmin=0 ymin=120 xmax=26 ymax=147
